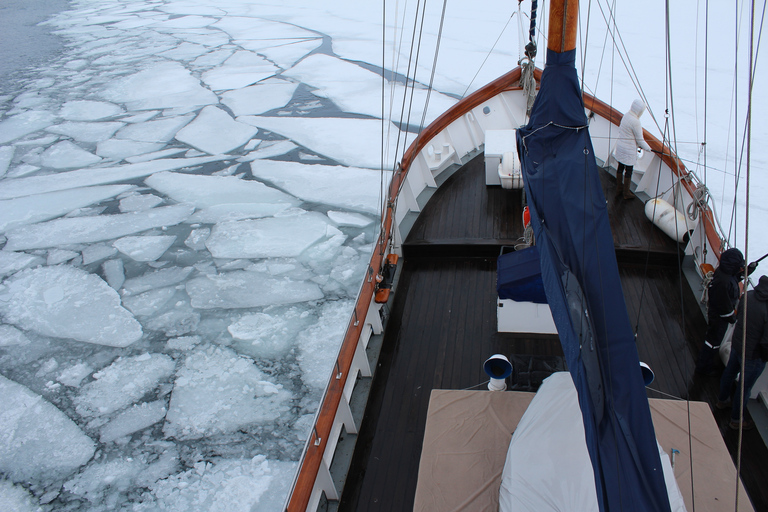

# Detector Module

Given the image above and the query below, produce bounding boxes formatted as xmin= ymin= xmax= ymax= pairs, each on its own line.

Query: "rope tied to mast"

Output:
xmin=519 ymin=0 xmax=538 ymax=116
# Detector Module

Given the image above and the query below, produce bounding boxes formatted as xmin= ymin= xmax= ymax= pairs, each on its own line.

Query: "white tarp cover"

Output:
xmin=499 ymin=372 xmax=686 ymax=512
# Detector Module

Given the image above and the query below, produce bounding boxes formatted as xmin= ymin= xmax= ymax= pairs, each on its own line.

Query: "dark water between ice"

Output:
xmin=0 ymin=0 xmax=70 ymax=95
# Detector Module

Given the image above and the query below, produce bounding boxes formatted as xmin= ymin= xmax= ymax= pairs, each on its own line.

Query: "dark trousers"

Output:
xmin=718 ymin=348 xmax=766 ymax=421
xmin=617 ymin=162 xmax=634 ymax=180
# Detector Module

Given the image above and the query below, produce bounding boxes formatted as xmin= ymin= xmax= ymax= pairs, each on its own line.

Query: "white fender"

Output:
xmin=644 ymin=198 xmax=692 ymax=243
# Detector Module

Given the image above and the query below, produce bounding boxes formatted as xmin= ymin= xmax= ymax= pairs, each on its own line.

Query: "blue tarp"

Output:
xmin=516 ymin=49 xmax=672 ymax=512
xmin=497 ymin=246 xmax=547 ymax=303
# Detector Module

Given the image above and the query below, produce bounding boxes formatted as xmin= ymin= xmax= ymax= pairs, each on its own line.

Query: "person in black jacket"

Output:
xmin=695 ymin=248 xmax=745 ymax=376
xmin=716 ymin=274 xmax=768 ymax=430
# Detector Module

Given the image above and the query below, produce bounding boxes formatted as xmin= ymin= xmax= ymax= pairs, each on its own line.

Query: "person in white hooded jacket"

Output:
xmin=615 ymin=99 xmax=652 ymax=199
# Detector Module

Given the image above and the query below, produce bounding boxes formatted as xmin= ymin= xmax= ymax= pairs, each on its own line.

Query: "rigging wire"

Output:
xmin=734 ymin=1 xmax=756 ymax=508
xmin=416 ymin=0 xmax=449 ymax=136
xmin=459 ymin=13 xmax=516 ymax=100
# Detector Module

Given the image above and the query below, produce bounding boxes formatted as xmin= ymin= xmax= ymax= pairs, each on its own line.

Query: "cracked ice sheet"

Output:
xmin=0 ymin=184 xmax=132 ymax=233
xmin=3 ymin=204 xmax=193 ymax=251
xmin=40 ymin=140 xmax=102 ymax=169
xmin=200 ymin=51 xmax=279 ymax=91
xmin=100 ymin=62 xmax=218 ymax=110
xmin=282 ymin=53 xmax=458 ymax=122
xmin=0 ymin=375 xmax=95 ymax=483
xmin=0 ymin=266 xmax=142 ymax=347
xmin=251 ymin=160 xmax=389 ymax=215
xmin=0 ymin=155 xmax=227 ymax=200
xmin=239 ymin=116 xmax=402 ymax=169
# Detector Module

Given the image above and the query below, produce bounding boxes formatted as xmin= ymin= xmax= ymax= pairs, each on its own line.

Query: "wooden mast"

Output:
xmin=547 ymin=0 xmax=579 ymax=53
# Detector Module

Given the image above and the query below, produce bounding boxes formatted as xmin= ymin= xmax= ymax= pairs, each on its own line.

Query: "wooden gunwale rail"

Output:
xmin=285 ymin=64 xmax=723 ymax=512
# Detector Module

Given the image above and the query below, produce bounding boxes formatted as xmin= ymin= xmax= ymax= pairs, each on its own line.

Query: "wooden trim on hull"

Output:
xmin=286 ymin=65 xmax=724 ymax=512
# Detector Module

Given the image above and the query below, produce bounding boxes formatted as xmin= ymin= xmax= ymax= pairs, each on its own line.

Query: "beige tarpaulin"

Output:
xmin=413 ymin=387 xmax=753 ymax=512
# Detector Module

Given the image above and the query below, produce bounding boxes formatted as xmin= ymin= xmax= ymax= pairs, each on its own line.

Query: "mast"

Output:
xmin=548 ymin=0 xmax=579 ymax=52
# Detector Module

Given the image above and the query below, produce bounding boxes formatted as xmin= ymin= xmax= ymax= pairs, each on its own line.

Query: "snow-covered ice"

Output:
xmin=0 ymin=266 xmax=143 ymax=347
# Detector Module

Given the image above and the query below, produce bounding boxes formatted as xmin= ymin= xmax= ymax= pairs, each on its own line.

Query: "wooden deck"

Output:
xmin=337 ymin=154 xmax=768 ymax=511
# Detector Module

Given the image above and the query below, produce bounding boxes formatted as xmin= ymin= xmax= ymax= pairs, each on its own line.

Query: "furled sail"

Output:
xmin=515 ymin=47 xmax=672 ymax=512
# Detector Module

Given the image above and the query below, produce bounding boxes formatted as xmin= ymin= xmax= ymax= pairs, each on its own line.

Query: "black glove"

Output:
xmin=748 ymin=261 xmax=758 ymax=275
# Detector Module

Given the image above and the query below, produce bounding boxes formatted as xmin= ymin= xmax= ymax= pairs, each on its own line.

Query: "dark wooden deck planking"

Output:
xmin=337 ymin=154 xmax=768 ymax=512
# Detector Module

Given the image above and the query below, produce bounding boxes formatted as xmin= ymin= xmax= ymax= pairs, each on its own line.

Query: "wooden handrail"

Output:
xmin=286 ymin=63 xmax=726 ymax=512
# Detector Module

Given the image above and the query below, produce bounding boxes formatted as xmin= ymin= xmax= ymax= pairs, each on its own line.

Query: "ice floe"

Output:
xmin=46 ymin=121 xmax=124 ymax=143
xmin=297 ymin=300 xmax=354 ymax=392
xmin=122 ymin=266 xmax=194 ymax=295
xmin=0 ymin=110 xmax=55 ymax=144
xmin=239 ymin=115 xmax=402 ymax=169
xmin=251 ymin=160 xmax=388 ymax=214
xmin=0 ymin=266 xmax=143 ymax=347
xmin=61 ymin=100 xmax=124 ymax=121
xmin=100 ymin=400 xmax=168 ymax=443
xmin=228 ymin=306 xmax=314 ymax=359
xmin=100 ymin=62 xmax=218 ymax=110
xmin=0 ymin=374 xmax=95 ymax=483
xmin=115 ymin=114 xmax=193 ymax=143
xmin=0 ymin=155 xmax=227 ymax=200
xmin=74 ymin=353 xmax=176 ymax=417
xmin=119 ymin=193 xmax=164 ymax=212
xmin=3 ymin=204 xmax=193 ymax=251
xmin=40 ymin=140 xmax=102 ymax=169
xmin=186 ymin=270 xmax=324 ymax=309
xmin=220 ymin=79 xmax=298 ymax=116
xmin=201 ymin=51 xmax=279 ymax=91
xmin=0 ymin=479 xmax=42 ymax=512
xmin=328 ymin=210 xmax=375 ymax=227
xmin=0 ymin=184 xmax=132 ymax=233
xmin=139 ymin=455 xmax=294 ymax=512
xmin=174 ymin=106 xmax=259 ymax=155
xmin=0 ymin=250 xmax=44 ymax=276
xmin=145 ymin=170 xmax=298 ymax=209
xmin=113 ymin=235 xmax=177 ymax=262
xmin=0 ymin=324 xmax=31 ymax=347
xmin=204 ymin=212 xmax=336 ymax=259
xmin=96 ymin=139 xmax=165 ymax=160
xmin=0 ymin=146 xmax=14 ymax=178
xmin=164 ymin=346 xmax=291 ymax=440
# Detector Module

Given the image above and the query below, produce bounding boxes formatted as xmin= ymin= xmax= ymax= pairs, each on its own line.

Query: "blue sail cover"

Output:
xmin=497 ymin=246 xmax=547 ymax=303
xmin=516 ymin=49 xmax=672 ymax=512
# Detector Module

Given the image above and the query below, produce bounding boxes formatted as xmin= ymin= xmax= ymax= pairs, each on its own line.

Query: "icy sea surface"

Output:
xmin=0 ymin=0 xmax=467 ymax=510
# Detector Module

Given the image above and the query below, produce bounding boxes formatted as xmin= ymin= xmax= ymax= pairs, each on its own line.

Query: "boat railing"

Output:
xmin=284 ymin=65 xmax=729 ymax=512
